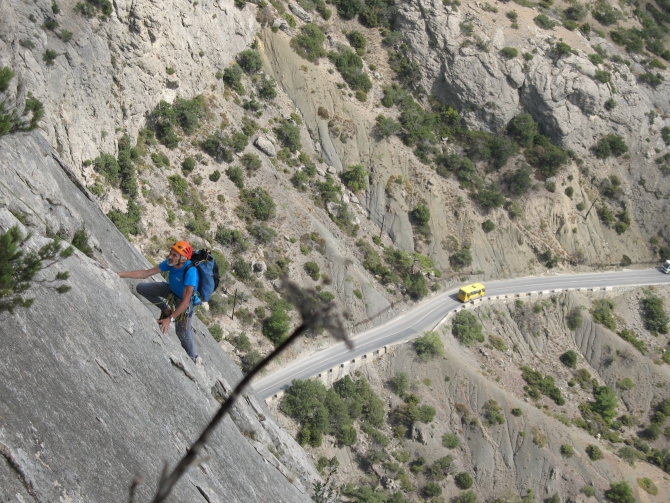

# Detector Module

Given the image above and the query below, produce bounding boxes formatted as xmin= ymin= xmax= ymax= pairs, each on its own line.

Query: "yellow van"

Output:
xmin=457 ymin=283 xmax=486 ymax=302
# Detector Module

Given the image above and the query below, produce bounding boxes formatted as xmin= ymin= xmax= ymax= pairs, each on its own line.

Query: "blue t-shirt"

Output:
xmin=159 ymin=260 xmax=199 ymax=299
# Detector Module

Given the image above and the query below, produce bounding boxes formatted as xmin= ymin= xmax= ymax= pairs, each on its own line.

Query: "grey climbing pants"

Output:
xmin=136 ymin=282 xmax=197 ymax=361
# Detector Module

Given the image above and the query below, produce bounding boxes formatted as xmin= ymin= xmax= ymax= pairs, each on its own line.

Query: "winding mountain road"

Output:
xmin=253 ymin=268 xmax=670 ymax=399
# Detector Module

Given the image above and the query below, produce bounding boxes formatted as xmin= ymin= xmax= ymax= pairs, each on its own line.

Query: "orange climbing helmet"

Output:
xmin=171 ymin=241 xmax=193 ymax=260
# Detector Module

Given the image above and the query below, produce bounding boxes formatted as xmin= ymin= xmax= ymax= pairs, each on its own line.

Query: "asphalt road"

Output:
xmin=253 ymin=268 xmax=670 ymax=399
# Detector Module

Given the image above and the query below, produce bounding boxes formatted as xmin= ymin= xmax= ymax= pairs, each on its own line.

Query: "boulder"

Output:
xmin=253 ymin=261 xmax=267 ymax=273
xmin=272 ymin=17 xmax=290 ymax=33
xmin=289 ymin=3 xmax=312 ymax=22
xmin=254 ymin=136 xmax=277 ymax=157
xmin=326 ymin=201 xmax=340 ymax=216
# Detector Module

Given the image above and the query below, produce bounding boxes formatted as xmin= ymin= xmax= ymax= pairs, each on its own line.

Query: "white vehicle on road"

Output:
xmin=663 ymin=260 xmax=670 ymax=273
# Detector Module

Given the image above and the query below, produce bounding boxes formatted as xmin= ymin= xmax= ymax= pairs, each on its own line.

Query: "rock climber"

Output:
xmin=118 ymin=241 xmax=200 ymax=363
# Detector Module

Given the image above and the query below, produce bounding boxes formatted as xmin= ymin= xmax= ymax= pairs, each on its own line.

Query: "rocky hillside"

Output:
xmin=269 ymin=285 xmax=670 ymax=502
xmin=3 ymin=0 xmax=670 ymax=499
xmin=2 ymin=0 xmax=670 ymax=358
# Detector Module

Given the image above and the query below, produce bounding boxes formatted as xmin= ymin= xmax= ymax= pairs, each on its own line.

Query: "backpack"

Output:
xmin=184 ymin=249 xmax=220 ymax=303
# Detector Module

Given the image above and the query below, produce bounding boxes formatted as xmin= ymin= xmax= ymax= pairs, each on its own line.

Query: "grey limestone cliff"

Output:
xmin=0 ymin=131 xmax=319 ymax=502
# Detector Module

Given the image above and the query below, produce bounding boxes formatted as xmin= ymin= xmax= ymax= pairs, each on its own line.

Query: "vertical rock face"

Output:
xmin=0 ymin=0 xmax=257 ymax=176
xmin=0 ymin=132 xmax=318 ymax=502
xmin=392 ymin=0 xmax=665 ymax=154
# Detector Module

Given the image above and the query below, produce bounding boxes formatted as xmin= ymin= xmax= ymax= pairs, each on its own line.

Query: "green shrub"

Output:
xmin=75 ymin=0 xmax=113 ymax=17
xmin=507 ymin=115 xmax=538 ymax=147
xmin=409 ymin=204 xmax=430 ymax=227
xmin=567 ymin=308 xmax=583 ymax=330
xmin=221 ymin=63 xmax=245 ymax=94
xmin=638 ymin=477 xmax=658 ymax=495
xmin=511 ymin=408 xmax=523 ymax=417
xmin=404 ymin=272 xmax=428 ymax=300
xmin=209 ymin=170 xmax=221 ymax=182
xmin=43 ymin=18 xmax=58 ymax=30
xmin=617 ymin=329 xmax=645 ymax=353
xmin=72 ymin=225 xmax=94 ymax=257
xmin=500 ymin=47 xmax=518 ymax=59
xmin=565 ymin=186 xmax=574 ymax=198
xmin=263 ymin=304 xmax=290 ymax=344
xmin=592 ymin=385 xmax=618 ymax=423
xmin=488 ymin=335 xmax=507 ymax=351
xmin=560 ymin=350 xmax=578 ymax=368
xmin=520 ymin=366 xmax=565 ymax=405
xmin=452 ymin=311 xmax=484 ymax=346
xmin=507 ymin=165 xmax=533 ymax=196
xmin=240 ymin=152 xmax=262 ymax=172
xmin=454 ymin=472 xmax=473 ymax=490
xmin=274 ymin=122 xmax=302 ymax=152
xmin=328 ymin=48 xmax=372 ymax=92
xmin=256 ymin=74 xmax=277 ymax=100
xmin=237 ymin=49 xmax=263 ymax=74
xmin=43 ymin=49 xmax=58 ymax=66
xmin=595 ymin=69 xmax=611 ymax=83
xmin=214 ymin=227 xmax=249 ymax=251
xmin=182 ymin=156 xmax=196 ymax=173
xmin=581 ymin=485 xmax=595 ymax=497
xmin=413 ymin=331 xmax=444 ymax=361
xmin=419 ymin=405 xmax=436 ymax=423
xmin=304 ymin=261 xmax=320 ymax=280
xmin=231 ymin=332 xmax=252 ymax=352
xmin=589 ymin=53 xmax=605 ymax=65
xmin=442 ymin=432 xmax=460 ymax=448
xmin=341 ymin=164 xmax=368 ymax=191
xmin=586 ymin=444 xmax=603 ymax=460
xmin=19 ymin=39 xmax=35 ymax=50
xmin=564 ymin=2 xmax=587 ymax=20
xmin=209 ymin=324 xmax=223 ymax=342
xmin=481 ymin=219 xmax=495 ymax=233
xmin=561 ymin=444 xmax=575 ymax=457
xmin=107 ymin=200 xmax=142 ymax=237
xmin=241 ymin=350 xmax=263 ymax=375
xmin=594 ymin=135 xmax=628 ymax=158
xmin=247 ymin=224 xmax=277 ymax=244
xmin=450 ymin=246 xmax=473 ymax=269
xmin=347 ymin=31 xmax=366 ymax=52
xmin=525 ymin=135 xmax=569 ymax=178
xmin=474 ymin=184 xmax=505 ymax=209
xmin=374 ymin=114 xmax=402 ymax=138
xmin=229 ymin=131 xmax=249 ymax=153
xmin=616 ymin=377 xmax=635 ymax=390
xmin=455 ymin=491 xmax=478 ymax=503
xmin=423 ymin=482 xmax=442 ymax=498
xmin=553 ymin=42 xmax=573 ymax=58
xmin=236 ymin=187 xmax=276 ymax=221
xmin=639 ymin=71 xmax=665 ymax=88
xmin=59 ymin=30 xmax=73 ymax=42
xmin=534 ymin=14 xmax=557 ymax=29
xmin=592 ymin=299 xmax=616 ymax=330
xmin=604 ymin=481 xmax=634 ymax=503
xmin=226 ymin=166 xmax=245 ymax=189
xmin=391 ymin=372 xmax=409 ymax=396
xmin=483 ymin=399 xmax=505 ymax=425
xmin=662 ymin=126 xmax=670 ymax=146
xmin=641 ymin=292 xmax=669 ymax=333
xmin=232 ymin=259 xmax=252 ymax=281
xmin=290 ymin=24 xmax=326 ymax=62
